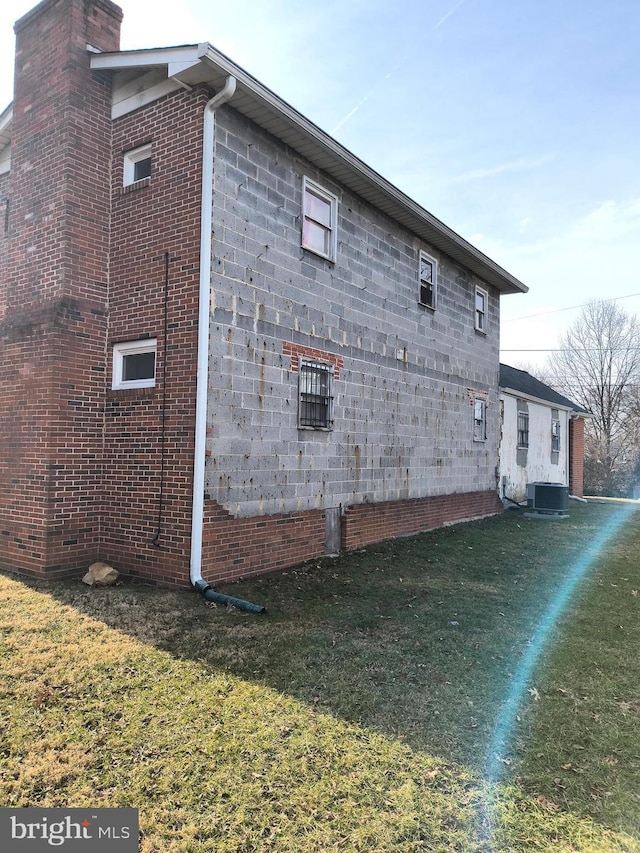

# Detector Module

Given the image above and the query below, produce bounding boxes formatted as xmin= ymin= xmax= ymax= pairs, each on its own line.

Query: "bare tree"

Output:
xmin=548 ymin=300 xmax=640 ymax=496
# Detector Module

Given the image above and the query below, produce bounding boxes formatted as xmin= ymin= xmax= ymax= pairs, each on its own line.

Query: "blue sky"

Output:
xmin=1 ymin=0 xmax=639 ymax=369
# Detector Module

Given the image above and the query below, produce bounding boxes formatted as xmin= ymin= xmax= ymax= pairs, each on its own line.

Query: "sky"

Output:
xmin=1 ymin=0 xmax=639 ymax=372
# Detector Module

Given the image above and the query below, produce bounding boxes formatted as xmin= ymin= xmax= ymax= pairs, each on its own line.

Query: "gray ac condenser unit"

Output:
xmin=526 ymin=482 xmax=569 ymax=513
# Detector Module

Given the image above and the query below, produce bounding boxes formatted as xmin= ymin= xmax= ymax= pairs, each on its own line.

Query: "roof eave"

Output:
xmin=96 ymin=44 xmax=528 ymax=295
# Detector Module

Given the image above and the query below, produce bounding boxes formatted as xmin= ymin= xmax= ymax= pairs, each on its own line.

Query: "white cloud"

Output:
xmin=448 ymin=154 xmax=555 ymax=184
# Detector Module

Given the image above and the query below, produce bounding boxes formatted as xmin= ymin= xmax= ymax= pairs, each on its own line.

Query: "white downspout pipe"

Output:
xmin=190 ymin=76 xmax=236 ymax=587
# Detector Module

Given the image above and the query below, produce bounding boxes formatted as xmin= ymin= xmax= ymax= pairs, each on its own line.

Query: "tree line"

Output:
xmin=540 ymin=300 xmax=640 ymax=497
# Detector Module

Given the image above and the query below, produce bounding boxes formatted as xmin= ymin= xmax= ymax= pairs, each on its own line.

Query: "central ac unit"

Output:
xmin=526 ymin=482 xmax=569 ymax=513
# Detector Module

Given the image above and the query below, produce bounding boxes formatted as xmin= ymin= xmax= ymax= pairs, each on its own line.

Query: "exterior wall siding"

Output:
xmin=499 ymin=392 xmax=570 ymax=502
xmin=205 ymin=107 xmax=501 ymax=525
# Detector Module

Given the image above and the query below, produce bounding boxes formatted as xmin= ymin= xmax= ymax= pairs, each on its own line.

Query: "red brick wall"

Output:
xmin=569 ymin=416 xmax=585 ymax=497
xmin=196 ymin=491 xmax=502 ymax=585
xmin=99 ymin=87 xmax=209 ymax=585
xmin=343 ymin=490 xmax=503 ymax=551
xmin=0 ymin=0 xmax=121 ymax=578
xmin=201 ymin=501 xmax=326 ymax=584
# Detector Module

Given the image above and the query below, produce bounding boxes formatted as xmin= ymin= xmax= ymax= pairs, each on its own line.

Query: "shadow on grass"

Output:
xmin=15 ymin=501 xmax=640 ymax=839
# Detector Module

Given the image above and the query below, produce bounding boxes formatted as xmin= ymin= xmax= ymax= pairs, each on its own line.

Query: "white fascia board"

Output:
xmin=91 ymin=45 xmax=201 ymax=72
xmin=92 ymin=47 xmax=202 ymax=119
xmin=500 ymin=387 xmax=573 ymax=412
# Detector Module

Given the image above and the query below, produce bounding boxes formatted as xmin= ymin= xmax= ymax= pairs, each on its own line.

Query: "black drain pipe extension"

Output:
xmin=194 ymin=579 xmax=266 ymax=615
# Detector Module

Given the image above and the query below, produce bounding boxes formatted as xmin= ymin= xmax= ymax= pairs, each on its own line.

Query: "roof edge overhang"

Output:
xmin=500 ymin=386 xmax=592 ymax=417
xmin=91 ymin=43 xmax=527 ymax=296
xmin=500 ymin=387 xmax=573 ymax=412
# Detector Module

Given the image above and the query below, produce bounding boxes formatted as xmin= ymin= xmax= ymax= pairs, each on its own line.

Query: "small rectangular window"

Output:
xmin=123 ymin=144 xmax=152 ymax=187
xmin=299 ymin=360 xmax=333 ymax=429
xmin=473 ymin=398 xmax=487 ymax=442
xmin=475 ymin=286 xmax=488 ymax=332
xmin=302 ymin=177 xmax=337 ymax=262
xmin=419 ymin=250 xmax=438 ymax=309
xmin=112 ymin=339 xmax=157 ymax=389
xmin=517 ymin=410 xmax=529 ymax=448
xmin=551 ymin=411 xmax=561 ymax=452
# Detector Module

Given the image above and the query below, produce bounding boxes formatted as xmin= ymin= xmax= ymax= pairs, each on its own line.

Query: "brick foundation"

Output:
xmin=343 ymin=490 xmax=503 ymax=552
xmin=201 ymin=501 xmax=326 ymax=584
xmin=196 ymin=490 xmax=503 ymax=585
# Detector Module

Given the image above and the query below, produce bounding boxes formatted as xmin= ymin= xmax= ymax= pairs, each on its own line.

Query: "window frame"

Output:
xmin=418 ymin=250 xmax=438 ymax=310
xmin=517 ymin=409 xmax=530 ymax=449
xmin=123 ymin=144 xmax=152 ymax=187
xmin=475 ymin=285 xmax=488 ymax=333
xmin=473 ymin=398 xmax=487 ymax=442
xmin=551 ymin=410 xmax=561 ymax=453
xmin=298 ymin=359 xmax=334 ymax=430
xmin=112 ymin=338 xmax=157 ymax=390
xmin=301 ymin=176 xmax=338 ymax=263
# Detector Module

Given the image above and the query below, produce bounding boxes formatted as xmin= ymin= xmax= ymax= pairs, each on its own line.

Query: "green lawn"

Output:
xmin=0 ymin=500 xmax=638 ymax=851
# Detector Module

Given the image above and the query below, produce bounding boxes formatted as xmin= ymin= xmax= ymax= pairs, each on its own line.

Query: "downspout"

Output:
xmin=190 ymin=76 xmax=266 ymax=615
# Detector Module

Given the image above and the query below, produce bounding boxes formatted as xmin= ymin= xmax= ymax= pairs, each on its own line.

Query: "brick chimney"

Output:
xmin=0 ymin=0 xmax=122 ymax=577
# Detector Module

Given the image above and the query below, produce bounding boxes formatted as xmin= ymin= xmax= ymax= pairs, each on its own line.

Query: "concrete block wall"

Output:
xmin=205 ymin=107 xmax=501 ymax=522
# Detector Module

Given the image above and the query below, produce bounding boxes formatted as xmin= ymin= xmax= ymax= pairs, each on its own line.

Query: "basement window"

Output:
xmin=302 ymin=177 xmax=338 ymax=262
xmin=298 ymin=360 xmax=334 ymax=429
xmin=123 ymin=144 xmax=152 ymax=187
xmin=473 ymin=398 xmax=487 ymax=442
xmin=418 ymin=250 xmax=438 ymax=309
xmin=475 ymin=286 xmax=488 ymax=333
xmin=112 ymin=339 xmax=157 ymax=389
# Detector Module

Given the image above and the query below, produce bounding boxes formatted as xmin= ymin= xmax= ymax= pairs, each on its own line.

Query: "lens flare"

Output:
xmin=477 ymin=501 xmax=638 ymax=846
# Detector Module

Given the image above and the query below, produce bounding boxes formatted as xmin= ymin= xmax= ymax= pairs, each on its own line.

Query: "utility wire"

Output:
xmin=503 ymin=291 xmax=640 ymax=323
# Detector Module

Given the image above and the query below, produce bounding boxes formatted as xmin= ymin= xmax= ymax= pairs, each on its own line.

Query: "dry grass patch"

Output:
xmin=1 ymin=501 xmax=639 ymax=851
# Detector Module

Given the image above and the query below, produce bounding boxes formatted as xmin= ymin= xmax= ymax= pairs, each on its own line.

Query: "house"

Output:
xmin=499 ymin=364 xmax=591 ymax=503
xmin=0 ymin=0 xmax=529 ymax=590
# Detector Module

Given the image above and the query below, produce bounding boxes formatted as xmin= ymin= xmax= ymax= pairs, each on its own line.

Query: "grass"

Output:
xmin=0 ymin=501 xmax=639 ymax=851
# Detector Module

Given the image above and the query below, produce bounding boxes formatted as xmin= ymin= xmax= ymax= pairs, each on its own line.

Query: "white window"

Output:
xmin=475 ymin=286 xmax=488 ymax=333
xmin=419 ymin=250 xmax=438 ymax=309
xmin=298 ymin=360 xmax=334 ymax=429
xmin=473 ymin=398 xmax=487 ymax=442
xmin=302 ymin=177 xmax=337 ymax=262
xmin=551 ymin=411 xmax=561 ymax=453
xmin=112 ymin=339 xmax=157 ymax=389
xmin=123 ymin=144 xmax=152 ymax=187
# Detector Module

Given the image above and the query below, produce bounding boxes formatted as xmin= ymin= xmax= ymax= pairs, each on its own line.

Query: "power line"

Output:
xmin=503 ymin=291 xmax=640 ymax=323
xmin=502 ymin=347 xmax=640 ymax=352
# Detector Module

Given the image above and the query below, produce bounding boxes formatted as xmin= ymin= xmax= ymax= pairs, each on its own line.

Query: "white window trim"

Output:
xmin=112 ymin=339 xmax=157 ymax=389
xmin=418 ymin=250 xmax=438 ymax=309
xmin=473 ymin=398 xmax=487 ymax=442
xmin=301 ymin=176 xmax=338 ymax=263
xmin=298 ymin=359 xmax=334 ymax=430
xmin=123 ymin=143 xmax=152 ymax=187
xmin=475 ymin=285 xmax=488 ymax=333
